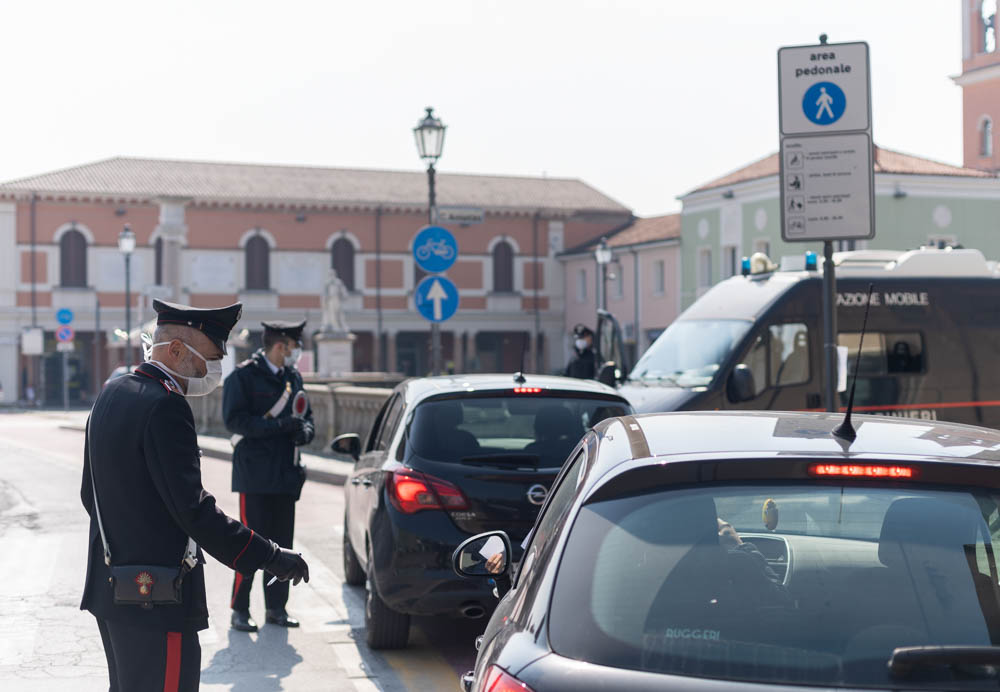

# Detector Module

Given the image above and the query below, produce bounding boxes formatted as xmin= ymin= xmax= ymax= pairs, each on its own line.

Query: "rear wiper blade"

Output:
xmin=460 ymin=453 xmax=539 ymax=467
xmin=889 ymin=646 xmax=1000 ymax=678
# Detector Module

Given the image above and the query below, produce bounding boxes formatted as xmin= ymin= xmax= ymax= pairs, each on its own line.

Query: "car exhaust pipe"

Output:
xmin=459 ymin=603 xmax=486 ymax=619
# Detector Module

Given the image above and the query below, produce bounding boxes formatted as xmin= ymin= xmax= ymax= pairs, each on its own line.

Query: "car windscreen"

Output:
xmin=629 ymin=319 xmax=751 ymax=387
xmin=407 ymin=393 xmax=629 ymax=468
xmin=549 ymin=482 xmax=1000 ymax=688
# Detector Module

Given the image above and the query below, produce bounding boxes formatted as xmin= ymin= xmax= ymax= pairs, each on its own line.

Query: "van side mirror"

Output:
xmin=597 ymin=362 xmax=618 ymax=387
xmin=727 ymin=365 xmax=756 ymax=403
xmin=330 ymin=433 xmax=361 ymax=460
xmin=452 ymin=531 xmax=512 ymax=578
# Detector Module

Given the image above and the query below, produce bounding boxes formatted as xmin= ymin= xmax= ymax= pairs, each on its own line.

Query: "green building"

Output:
xmin=677 ymin=146 xmax=999 ymax=308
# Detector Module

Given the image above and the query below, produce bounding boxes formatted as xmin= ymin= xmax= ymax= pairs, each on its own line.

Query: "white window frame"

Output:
xmin=576 ymin=267 xmax=587 ymax=303
xmin=651 ymin=259 xmax=665 ymax=296
xmin=697 ymin=247 xmax=713 ymax=289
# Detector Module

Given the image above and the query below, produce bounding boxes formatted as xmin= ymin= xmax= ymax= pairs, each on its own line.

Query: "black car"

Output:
xmin=333 ymin=373 xmax=632 ymax=649
xmin=455 ymin=410 xmax=1000 ymax=690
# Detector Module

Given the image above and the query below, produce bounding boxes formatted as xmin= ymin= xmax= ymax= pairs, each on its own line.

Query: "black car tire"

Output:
xmin=342 ymin=519 xmax=365 ymax=586
xmin=365 ymin=545 xmax=410 ymax=649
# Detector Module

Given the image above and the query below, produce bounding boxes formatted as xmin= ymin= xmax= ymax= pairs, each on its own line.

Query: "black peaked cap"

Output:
xmin=261 ymin=319 xmax=307 ymax=343
xmin=153 ymin=299 xmax=243 ymax=354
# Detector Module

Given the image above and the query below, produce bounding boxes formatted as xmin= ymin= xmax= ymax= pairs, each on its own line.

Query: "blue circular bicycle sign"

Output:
xmin=412 ymin=225 xmax=457 ymax=274
xmin=802 ymin=81 xmax=846 ymax=125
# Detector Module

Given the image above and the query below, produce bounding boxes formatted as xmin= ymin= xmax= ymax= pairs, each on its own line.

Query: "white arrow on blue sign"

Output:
xmin=56 ymin=308 xmax=74 ymax=324
xmin=412 ymin=225 xmax=458 ymax=274
xmin=414 ymin=275 xmax=459 ymax=323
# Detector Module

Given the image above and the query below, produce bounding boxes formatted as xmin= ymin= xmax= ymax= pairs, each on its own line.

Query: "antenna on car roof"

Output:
xmin=832 ymin=282 xmax=874 ymax=444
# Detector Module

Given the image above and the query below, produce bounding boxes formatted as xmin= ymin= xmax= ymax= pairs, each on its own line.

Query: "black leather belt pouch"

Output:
xmin=111 ymin=565 xmax=184 ymax=609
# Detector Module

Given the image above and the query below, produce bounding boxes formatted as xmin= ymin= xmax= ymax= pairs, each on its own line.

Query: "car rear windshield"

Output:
xmin=407 ymin=393 xmax=629 ymax=467
xmin=550 ymin=482 xmax=1000 ymax=688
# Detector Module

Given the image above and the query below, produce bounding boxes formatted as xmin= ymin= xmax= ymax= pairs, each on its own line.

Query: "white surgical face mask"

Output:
xmin=147 ymin=340 xmax=223 ymax=397
xmin=574 ymin=338 xmax=589 ymax=351
xmin=284 ymin=347 xmax=303 ymax=368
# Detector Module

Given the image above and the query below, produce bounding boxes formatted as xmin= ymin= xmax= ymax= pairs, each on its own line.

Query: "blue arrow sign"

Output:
xmin=414 ymin=275 xmax=459 ymax=323
xmin=802 ymin=81 xmax=846 ymax=125
xmin=412 ymin=225 xmax=458 ymax=274
xmin=56 ymin=308 xmax=74 ymax=325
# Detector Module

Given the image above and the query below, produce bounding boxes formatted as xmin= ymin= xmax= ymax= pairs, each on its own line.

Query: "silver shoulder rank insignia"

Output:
xmin=160 ymin=379 xmax=183 ymax=395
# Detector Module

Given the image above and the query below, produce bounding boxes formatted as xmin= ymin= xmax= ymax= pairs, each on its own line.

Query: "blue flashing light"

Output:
xmin=741 ymin=257 xmax=751 ymax=276
xmin=804 ymin=251 xmax=818 ymax=271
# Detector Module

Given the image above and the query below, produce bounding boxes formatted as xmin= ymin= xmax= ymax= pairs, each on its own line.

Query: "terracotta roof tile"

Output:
xmin=0 ymin=156 xmax=630 ymax=214
xmin=564 ymin=213 xmax=680 ymax=254
xmin=688 ymin=146 xmax=993 ymax=194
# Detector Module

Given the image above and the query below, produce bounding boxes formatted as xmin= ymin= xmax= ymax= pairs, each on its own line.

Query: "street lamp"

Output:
xmin=118 ymin=223 xmax=136 ymax=367
xmin=594 ymin=237 xmax=612 ymax=312
xmin=413 ymin=107 xmax=447 ymax=375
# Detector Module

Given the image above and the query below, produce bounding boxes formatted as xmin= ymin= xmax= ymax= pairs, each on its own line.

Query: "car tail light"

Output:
xmin=481 ymin=665 xmax=535 ymax=692
xmin=513 ymin=387 xmax=542 ymax=393
xmin=388 ymin=469 xmax=469 ymax=514
xmin=809 ymin=463 xmax=916 ymax=479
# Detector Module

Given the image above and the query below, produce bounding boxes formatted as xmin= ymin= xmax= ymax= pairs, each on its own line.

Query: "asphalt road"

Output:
xmin=0 ymin=409 xmax=484 ymax=691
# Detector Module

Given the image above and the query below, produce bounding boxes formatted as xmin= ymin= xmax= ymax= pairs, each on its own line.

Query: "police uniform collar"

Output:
xmin=137 ymin=362 xmax=184 ymax=395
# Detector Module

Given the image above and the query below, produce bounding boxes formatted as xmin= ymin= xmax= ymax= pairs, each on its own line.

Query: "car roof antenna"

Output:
xmin=832 ymin=282 xmax=874 ymax=444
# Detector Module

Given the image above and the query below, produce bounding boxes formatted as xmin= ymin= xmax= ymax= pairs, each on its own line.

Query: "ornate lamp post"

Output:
xmin=594 ymin=237 xmax=613 ymax=312
xmin=118 ymin=224 xmax=136 ymax=366
xmin=413 ymin=107 xmax=447 ymax=375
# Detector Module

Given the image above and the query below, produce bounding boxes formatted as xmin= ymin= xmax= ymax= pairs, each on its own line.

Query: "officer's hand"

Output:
xmin=264 ymin=545 xmax=310 ymax=585
xmin=293 ymin=421 xmax=314 ymax=446
xmin=280 ymin=417 xmax=306 ymax=436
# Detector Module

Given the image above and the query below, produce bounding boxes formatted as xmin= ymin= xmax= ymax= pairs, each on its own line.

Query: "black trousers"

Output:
xmin=231 ymin=492 xmax=297 ymax=612
xmin=97 ymin=618 xmax=200 ymax=692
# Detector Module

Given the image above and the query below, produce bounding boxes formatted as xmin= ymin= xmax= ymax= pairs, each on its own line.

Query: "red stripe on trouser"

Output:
xmin=163 ymin=631 xmax=182 ymax=692
xmin=232 ymin=493 xmax=248 ymax=608
xmin=240 ymin=493 xmax=247 ymax=525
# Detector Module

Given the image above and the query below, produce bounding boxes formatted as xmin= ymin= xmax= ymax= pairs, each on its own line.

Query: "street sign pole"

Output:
xmin=778 ymin=35 xmax=873 ymax=412
xmin=62 ymin=349 xmax=69 ymax=411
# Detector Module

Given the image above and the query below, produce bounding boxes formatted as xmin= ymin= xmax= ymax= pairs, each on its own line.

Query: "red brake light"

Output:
xmin=388 ymin=469 xmax=469 ymax=514
xmin=809 ymin=463 xmax=916 ymax=479
xmin=482 ymin=665 xmax=535 ymax=692
xmin=513 ymin=387 xmax=542 ymax=394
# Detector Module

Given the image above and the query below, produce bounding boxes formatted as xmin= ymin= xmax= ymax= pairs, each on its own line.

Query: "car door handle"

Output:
xmin=350 ymin=478 xmax=361 ymax=486
xmin=361 ymin=479 xmax=373 ymax=487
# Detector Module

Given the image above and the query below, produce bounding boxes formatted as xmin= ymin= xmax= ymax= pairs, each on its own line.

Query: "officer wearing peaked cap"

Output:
xmin=223 ymin=318 xmax=314 ymax=632
xmin=81 ymin=300 xmax=309 ymax=692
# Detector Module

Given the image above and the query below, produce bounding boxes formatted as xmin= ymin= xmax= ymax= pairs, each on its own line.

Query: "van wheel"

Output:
xmin=365 ymin=545 xmax=410 ymax=649
xmin=342 ymin=520 xmax=365 ymax=586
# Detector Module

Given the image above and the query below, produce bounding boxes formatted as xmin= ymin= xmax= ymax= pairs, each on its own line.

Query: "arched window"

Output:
xmin=331 ymin=237 xmax=355 ymax=291
xmin=59 ymin=228 xmax=87 ymax=287
xmin=492 ymin=240 xmax=514 ymax=293
xmin=245 ymin=235 xmax=270 ymax=290
xmin=981 ymin=117 xmax=994 ymax=157
xmin=154 ymin=237 xmax=164 ymax=285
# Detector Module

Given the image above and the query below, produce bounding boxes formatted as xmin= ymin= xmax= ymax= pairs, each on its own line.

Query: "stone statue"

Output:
xmin=322 ymin=269 xmax=350 ymax=334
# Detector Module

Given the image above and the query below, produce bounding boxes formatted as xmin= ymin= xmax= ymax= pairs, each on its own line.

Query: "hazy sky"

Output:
xmin=0 ymin=1 xmax=964 ymax=216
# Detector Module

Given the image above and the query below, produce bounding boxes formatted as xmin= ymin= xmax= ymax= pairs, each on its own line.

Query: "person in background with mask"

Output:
xmin=223 ymin=319 xmax=315 ymax=632
xmin=81 ymin=300 xmax=309 ymax=692
xmin=564 ymin=324 xmax=598 ymax=379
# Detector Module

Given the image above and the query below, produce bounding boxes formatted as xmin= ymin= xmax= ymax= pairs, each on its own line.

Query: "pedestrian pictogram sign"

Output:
xmin=803 ymin=81 xmax=846 ymax=125
xmin=778 ymin=41 xmax=870 ymax=136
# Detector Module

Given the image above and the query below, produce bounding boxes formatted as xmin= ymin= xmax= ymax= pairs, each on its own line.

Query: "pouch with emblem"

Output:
xmin=86 ymin=418 xmax=198 ymax=609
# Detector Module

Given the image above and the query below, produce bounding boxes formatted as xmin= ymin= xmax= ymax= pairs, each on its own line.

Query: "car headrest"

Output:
xmin=534 ymin=405 xmax=583 ymax=440
xmin=433 ymin=401 xmax=464 ymax=428
xmin=878 ymin=497 xmax=985 ymax=568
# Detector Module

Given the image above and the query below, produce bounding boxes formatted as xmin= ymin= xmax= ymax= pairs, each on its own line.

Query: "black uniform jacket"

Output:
xmin=564 ymin=347 xmax=598 ymax=379
xmin=223 ymin=350 xmax=314 ymax=496
xmin=80 ymin=362 xmax=275 ymax=632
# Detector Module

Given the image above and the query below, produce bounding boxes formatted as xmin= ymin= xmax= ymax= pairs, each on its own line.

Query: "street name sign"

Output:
xmin=412 ymin=225 xmax=458 ymax=274
xmin=415 ymin=275 xmax=459 ymax=323
xmin=778 ymin=41 xmax=874 ymax=242
xmin=56 ymin=325 xmax=75 ymax=342
xmin=437 ymin=206 xmax=485 ymax=226
xmin=56 ymin=308 xmax=74 ymax=325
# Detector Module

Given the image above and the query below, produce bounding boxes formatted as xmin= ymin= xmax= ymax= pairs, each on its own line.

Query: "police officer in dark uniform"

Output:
xmin=223 ymin=319 xmax=315 ymax=632
xmin=564 ymin=323 xmax=599 ymax=379
xmin=81 ymin=300 xmax=310 ymax=692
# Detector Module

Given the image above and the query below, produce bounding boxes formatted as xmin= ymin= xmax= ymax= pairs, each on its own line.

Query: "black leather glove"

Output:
xmin=280 ymin=416 xmax=305 ymax=436
xmin=263 ymin=543 xmax=310 ymax=585
xmin=293 ymin=421 xmax=314 ymax=446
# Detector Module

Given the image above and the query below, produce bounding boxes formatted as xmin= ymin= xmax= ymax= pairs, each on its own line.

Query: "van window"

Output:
xmin=839 ymin=332 xmax=925 ymax=376
xmin=769 ymin=323 xmax=810 ymax=386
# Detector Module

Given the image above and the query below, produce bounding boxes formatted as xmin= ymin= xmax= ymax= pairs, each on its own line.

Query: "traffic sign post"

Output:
xmin=412 ymin=225 xmax=460 ymax=375
xmin=778 ymin=37 xmax=873 ymax=413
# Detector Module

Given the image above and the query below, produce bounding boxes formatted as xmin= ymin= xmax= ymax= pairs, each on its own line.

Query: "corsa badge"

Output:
xmin=135 ymin=571 xmax=154 ymax=596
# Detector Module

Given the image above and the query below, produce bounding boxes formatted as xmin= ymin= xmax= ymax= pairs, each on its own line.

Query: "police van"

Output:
xmin=598 ymin=247 xmax=1000 ymax=427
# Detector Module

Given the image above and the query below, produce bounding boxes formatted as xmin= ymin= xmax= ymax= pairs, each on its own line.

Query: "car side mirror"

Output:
xmin=330 ymin=433 xmax=361 ymax=461
xmin=597 ymin=362 xmax=618 ymax=387
xmin=452 ymin=531 xmax=512 ymax=578
xmin=727 ymin=364 xmax=756 ymax=403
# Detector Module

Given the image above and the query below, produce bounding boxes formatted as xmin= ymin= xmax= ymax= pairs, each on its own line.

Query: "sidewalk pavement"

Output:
xmin=51 ymin=409 xmax=353 ymax=487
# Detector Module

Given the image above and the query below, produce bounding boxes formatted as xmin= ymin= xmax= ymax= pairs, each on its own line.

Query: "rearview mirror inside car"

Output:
xmin=452 ymin=531 xmax=512 ymax=578
xmin=727 ymin=364 xmax=756 ymax=403
xmin=330 ymin=433 xmax=361 ymax=460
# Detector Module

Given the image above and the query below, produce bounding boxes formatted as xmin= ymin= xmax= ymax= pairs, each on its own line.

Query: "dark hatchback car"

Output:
xmin=335 ymin=373 xmax=631 ymax=649
xmin=455 ymin=411 xmax=1000 ymax=691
